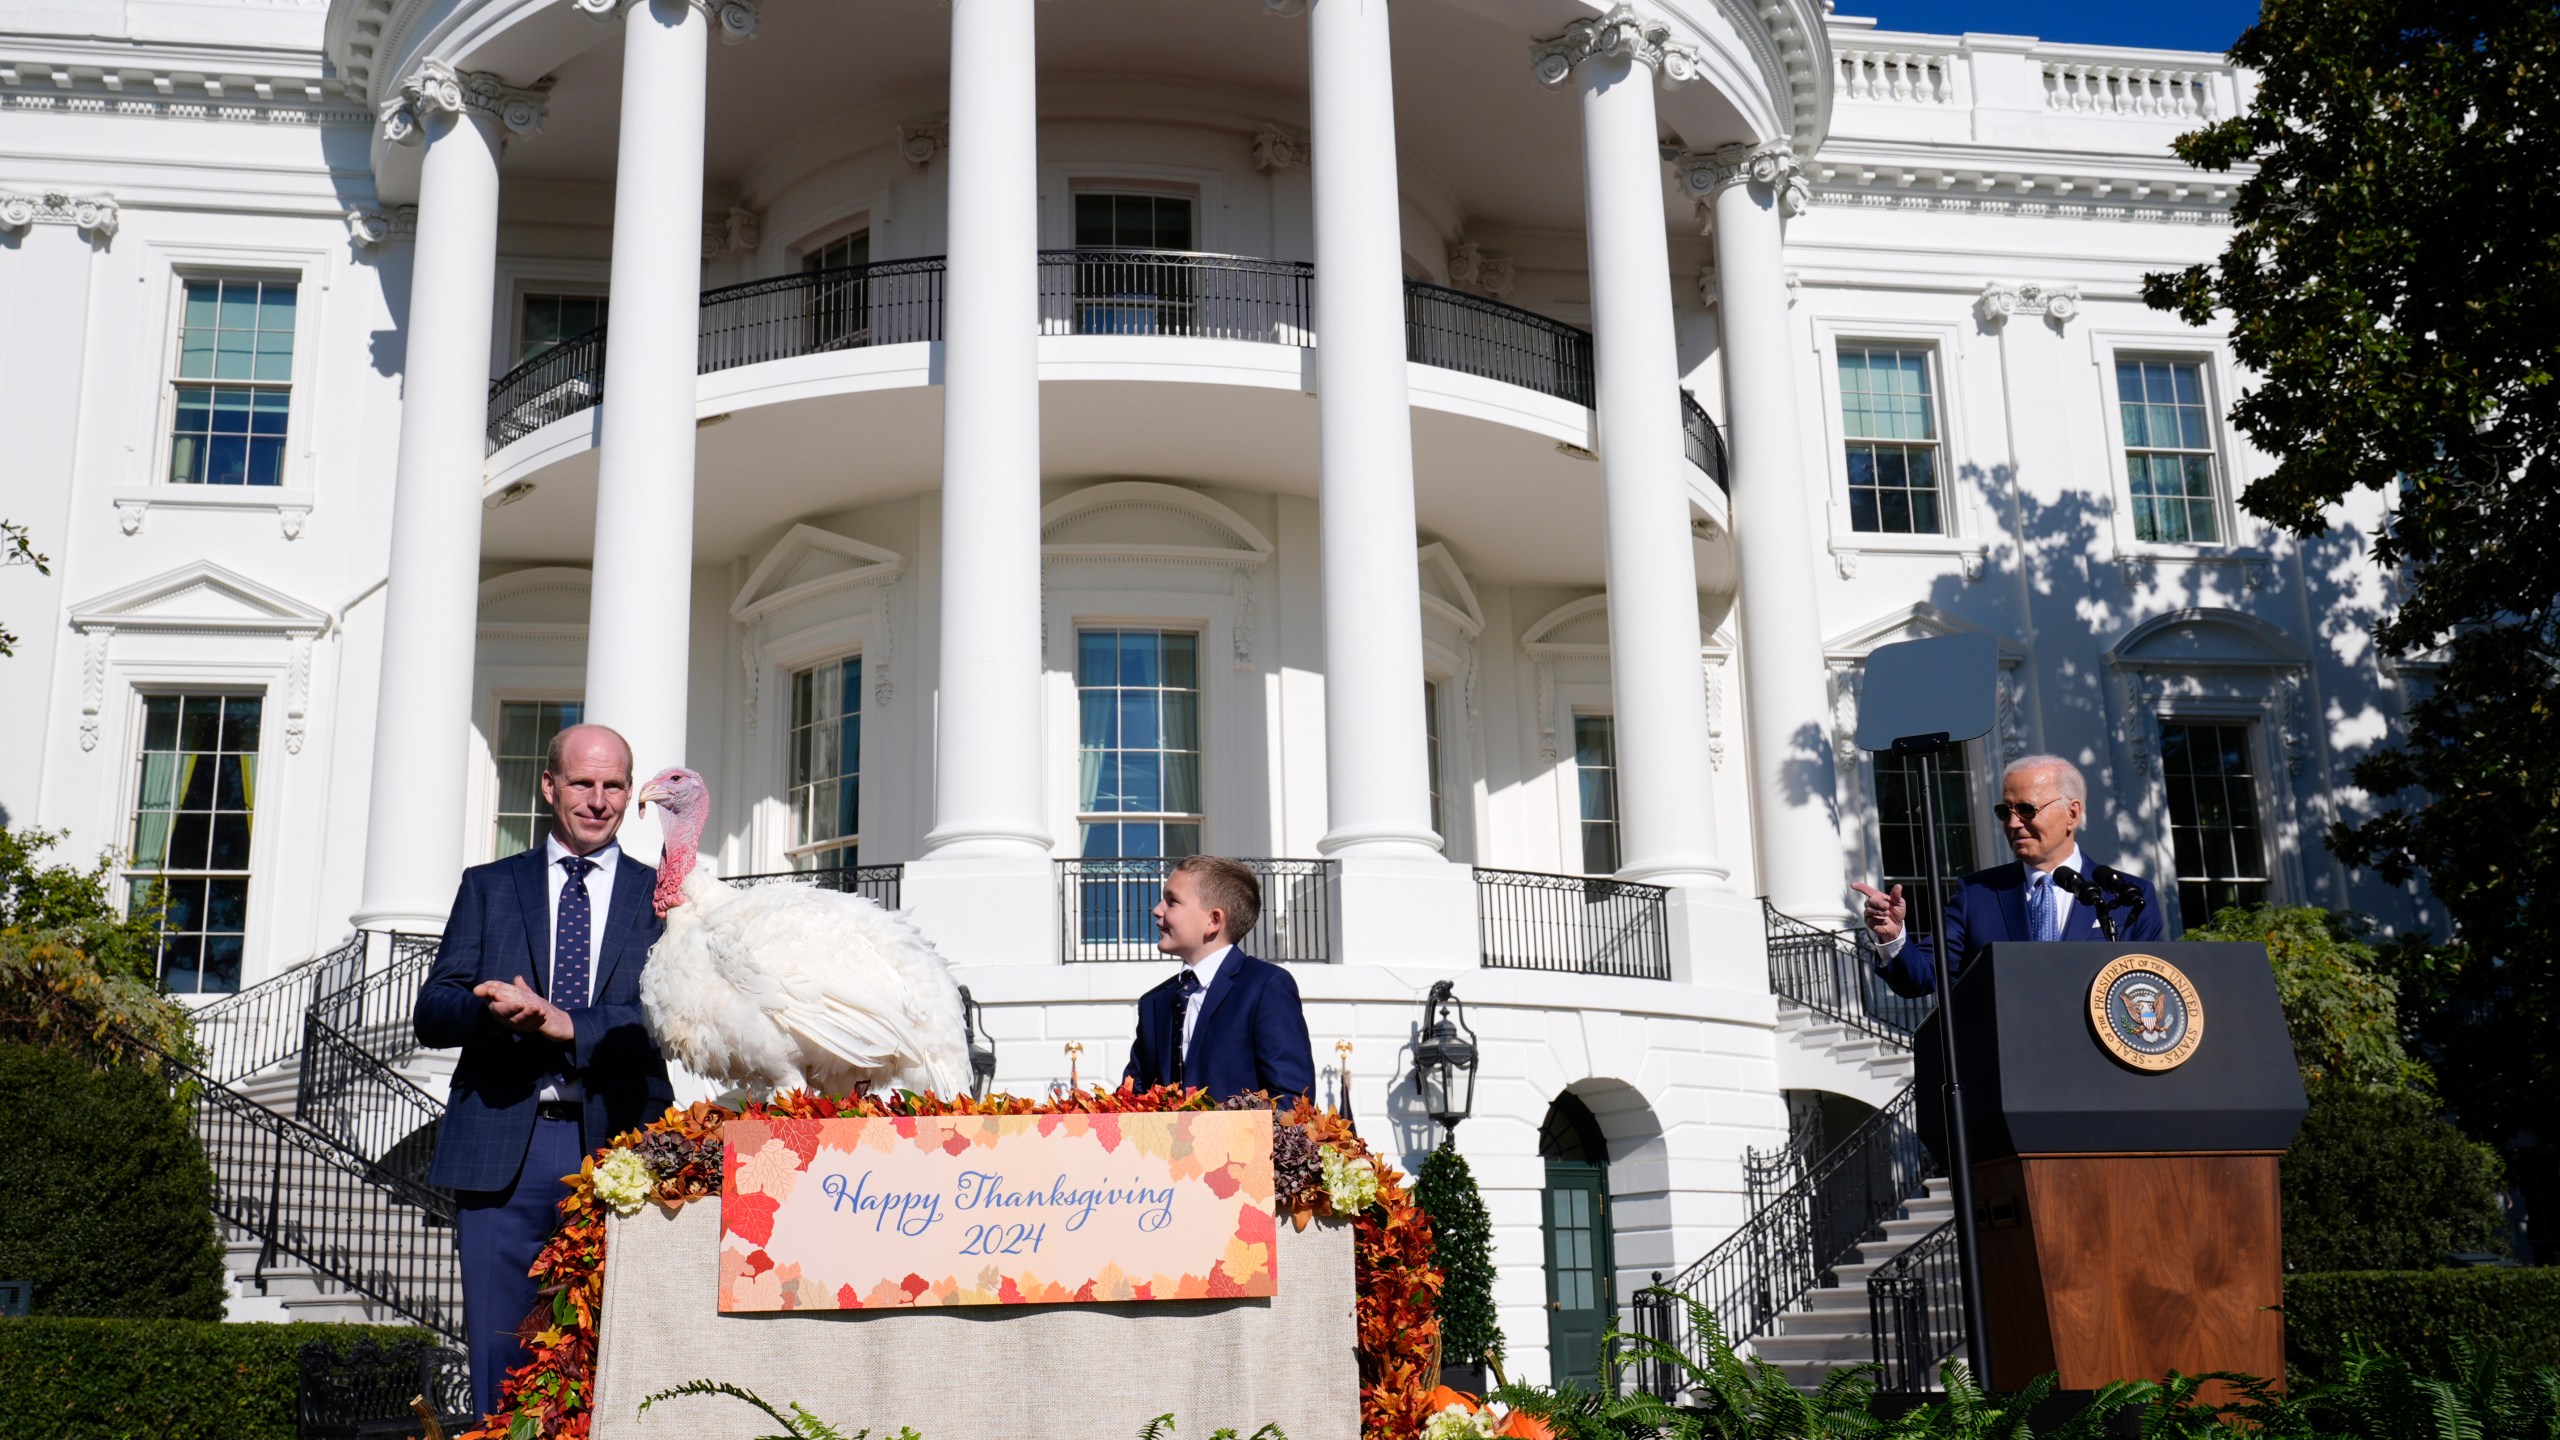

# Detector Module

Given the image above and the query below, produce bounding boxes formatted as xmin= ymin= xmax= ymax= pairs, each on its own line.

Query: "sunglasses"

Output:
xmin=1992 ymin=799 xmax=2071 ymax=824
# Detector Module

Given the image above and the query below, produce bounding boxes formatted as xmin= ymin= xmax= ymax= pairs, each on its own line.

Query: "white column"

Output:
xmin=353 ymin=69 xmax=538 ymax=932
xmin=1535 ymin=15 xmax=1729 ymax=889
xmin=1685 ymin=141 xmax=1845 ymax=919
xmin=899 ymin=0 xmax=1056 ymax=965
xmin=1302 ymin=0 xmax=1436 ymax=861
xmin=582 ymin=0 xmax=736 ymax=788
xmin=922 ymin=0 xmax=1047 ymax=861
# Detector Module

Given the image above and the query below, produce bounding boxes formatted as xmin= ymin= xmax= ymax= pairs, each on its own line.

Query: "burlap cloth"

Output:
xmin=592 ymin=1202 xmax=1360 ymax=1440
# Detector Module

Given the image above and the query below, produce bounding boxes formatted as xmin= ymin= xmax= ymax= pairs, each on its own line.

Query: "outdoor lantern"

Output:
xmin=960 ymin=985 xmax=997 ymax=1100
xmin=1413 ymin=979 xmax=1479 ymax=1137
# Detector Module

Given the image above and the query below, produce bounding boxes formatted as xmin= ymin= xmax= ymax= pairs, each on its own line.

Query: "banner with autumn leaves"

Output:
xmin=460 ymin=1085 xmax=1444 ymax=1440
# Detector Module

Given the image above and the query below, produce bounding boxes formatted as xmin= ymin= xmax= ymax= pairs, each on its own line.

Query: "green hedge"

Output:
xmin=2287 ymin=1268 xmax=2560 ymax=1382
xmin=0 ymin=1317 xmax=434 ymax=1440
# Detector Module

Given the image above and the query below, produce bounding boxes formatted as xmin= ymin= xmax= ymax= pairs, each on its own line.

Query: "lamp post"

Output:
xmin=959 ymin=985 xmax=997 ymax=1101
xmin=1414 ymin=979 xmax=1479 ymax=1141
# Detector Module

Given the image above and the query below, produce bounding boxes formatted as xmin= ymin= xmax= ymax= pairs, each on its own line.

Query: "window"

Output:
xmin=128 ymin=694 xmax=261 ymax=995
xmin=1573 ymin=715 xmax=1620 ymax=876
xmin=1874 ymin=749 xmax=1976 ymax=937
xmin=2117 ymin=358 xmax=2222 ymax=544
xmin=789 ymin=656 xmax=863 ymax=870
xmin=518 ymin=294 xmax=608 ymax=364
xmin=1424 ymin=680 xmax=1446 ymax=841
xmin=168 ymin=277 xmax=296 ymax=487
xmin=492 ymin=700 xmax=582 ymax=860
xmin=2159 ymin=721 xmax=2268 ymax=922
xmin=1076 ymin=629 xmax=1202 ymax=860
xmin=1069 ymin=193 xmax=1196 ymax=335
xmin=1838 ymin=345 xmax=1944 ymax=534
xmin=803 ymin=230 xmax=869 ymax=351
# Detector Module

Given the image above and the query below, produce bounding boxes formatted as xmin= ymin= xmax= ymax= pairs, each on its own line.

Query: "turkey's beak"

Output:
xmin=635 ymin=782 xmax=671 ymax=814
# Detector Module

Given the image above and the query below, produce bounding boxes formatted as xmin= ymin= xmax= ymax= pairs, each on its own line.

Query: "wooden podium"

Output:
xmin=1915 ymin=941 xmax=2308 ymax=1392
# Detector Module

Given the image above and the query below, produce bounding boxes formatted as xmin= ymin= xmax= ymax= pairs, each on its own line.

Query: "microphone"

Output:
xmin=2052 ymin=866 xmax=2119 ymax=940
xmin=2089 ymin=864 xmax=2143 ymax=899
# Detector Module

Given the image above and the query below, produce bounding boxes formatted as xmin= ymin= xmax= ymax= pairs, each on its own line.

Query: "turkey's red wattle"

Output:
xmin=652 ymin=801 xmax=707 ymax=916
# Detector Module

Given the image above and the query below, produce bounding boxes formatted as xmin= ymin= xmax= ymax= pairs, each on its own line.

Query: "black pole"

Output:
xmin=1909 ymin=744 xmax=1993 ymax=1383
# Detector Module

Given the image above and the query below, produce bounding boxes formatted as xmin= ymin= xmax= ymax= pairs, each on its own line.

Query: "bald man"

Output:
xmin=1854 ymin=753 xmax=2165 ymax=999
xmin=414 ymin=723 xmax=673 ymax=1417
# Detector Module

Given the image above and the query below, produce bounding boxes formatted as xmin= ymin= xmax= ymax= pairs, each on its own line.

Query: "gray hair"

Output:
xmin=544 ymin=722 xmax=634 ymax=782
xmin=2002 ymin=753 xmax=2086 ymax=803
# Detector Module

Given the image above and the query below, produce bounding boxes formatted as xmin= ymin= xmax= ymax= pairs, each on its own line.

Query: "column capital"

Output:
xmin=0 ymin=188 xmax=119 ymax=242
xmin=1249 ymin=123 xmax=1310 ymax=172
xmin=1675 ymin=140 xmax=1811 ymax=217
xmin=380 ymin=60 xmax=550 ymax=146
xmin=346 ymin=205 xmax=418 ymax=248
xmin=1976 ymin=281 xmax=2083 ymax=327
xmin=1530 ymin=5 xmax=1702 ymax=89
xmin=572 ymin=0 xmax=760 ymax=45
xmin=700 ymin=204 xmax=761 ymax=258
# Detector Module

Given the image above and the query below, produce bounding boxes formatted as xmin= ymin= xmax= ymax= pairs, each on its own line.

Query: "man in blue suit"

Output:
xmin=414 ymin=723 xmax=673 ymax=1418
xmin=1122 ymin=855 xmax=1315 ymax=1103
xmin=1854 ymin=753 xmax=2165 ymax=999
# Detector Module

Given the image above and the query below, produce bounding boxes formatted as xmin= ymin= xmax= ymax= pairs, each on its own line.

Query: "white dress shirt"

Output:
xmin=1875 ymin=846 xmax=2082 ymax=959
xmin=537 ymin=832 xmax=621 ymax=1101
xmin=1179 ymin=944 xmax=1235 ymax=1062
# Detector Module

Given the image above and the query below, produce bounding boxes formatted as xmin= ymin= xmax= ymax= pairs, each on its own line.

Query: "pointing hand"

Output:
xmin=1850 ymin=882 xmax=1907 ymax=945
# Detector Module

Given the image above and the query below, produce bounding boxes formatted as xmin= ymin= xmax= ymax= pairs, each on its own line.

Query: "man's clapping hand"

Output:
xmin=474 ymin=975 xmax=575 ymax=1043
xmin=1850 ymin=882 xmax=1907 ymax=945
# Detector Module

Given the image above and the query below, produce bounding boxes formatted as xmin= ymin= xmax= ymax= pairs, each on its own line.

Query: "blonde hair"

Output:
xmin=1173 ymin=855 xmax=1262 ymax=943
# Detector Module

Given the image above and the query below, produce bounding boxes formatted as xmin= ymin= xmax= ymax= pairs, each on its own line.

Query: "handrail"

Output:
xmin=483 ymin=249 xmax=1729 ymax=481
xmin=1763 ymin=901 xmax=1935 ymax=1044
xmin=1869 ymin=1217 xmax=1965 ymax=1392
xmin=1655 ymin=1082 xmax=1939 ymax=1358
xmin=727 ymin=862 xmax=904 ymax=909
xmin=1475 ymin=868 xmax=1670 ymax=980
xmin=294 ymin=932 xmax=449 ymax=1206
xmin=1057 ymin=857 xmax=1333 ymax=964
xmin=1683 ymin=390 xmax=1729 ymax=495
xmin=192 ymin=933 xmax=366 ymax=1086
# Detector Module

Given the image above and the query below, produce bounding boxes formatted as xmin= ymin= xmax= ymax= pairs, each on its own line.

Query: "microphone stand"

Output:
xmin=1894 ymin=732 xmax=1992 ymax=1384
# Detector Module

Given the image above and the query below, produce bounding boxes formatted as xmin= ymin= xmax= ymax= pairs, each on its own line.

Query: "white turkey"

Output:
xmin=633 ymin=767 xmax=972 ymax=1099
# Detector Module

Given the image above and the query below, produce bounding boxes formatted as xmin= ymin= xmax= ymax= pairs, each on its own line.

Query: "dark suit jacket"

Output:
xmin=1874 ymin=858 xmax=2166 ymax=999
xmin=1122 ymin=949 xmax=1316 ymax=1104
xmin=414 ymin=845 xmax=673 ymax=1192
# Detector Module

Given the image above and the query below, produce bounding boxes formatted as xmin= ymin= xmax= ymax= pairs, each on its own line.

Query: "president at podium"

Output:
xmin=1853 ymin=754 xmax=2165 ymax=998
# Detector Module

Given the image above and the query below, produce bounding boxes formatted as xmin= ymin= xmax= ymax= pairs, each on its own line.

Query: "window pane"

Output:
xmin=1076 ymin=627 xmax=1205 ymax=854
xmin=2159 ymin=722 xmax=2268 ymax=921
xmin=128 ymin=693 xmax=261 ymax=993
xmin=1572 ymin=715 xmax=1620 ymax=875
xmin=786 ymin=657 xmax=861 ymax=857
xmin=491 ymin=700 xmax=583 ymax=859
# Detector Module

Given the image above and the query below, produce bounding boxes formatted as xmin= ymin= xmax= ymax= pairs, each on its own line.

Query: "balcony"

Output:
xmin=1474 ymin=868 xmax=1671 ymax=981
xmin=485 ymin=249 xmax=1727 ymax=489
xmin=1056 ymin=857 xmax=1334 ymax=964
xmin=727 ymin=863 xmax=906 ymax=909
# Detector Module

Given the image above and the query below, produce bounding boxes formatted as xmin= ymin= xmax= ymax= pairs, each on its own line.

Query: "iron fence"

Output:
xmin=1475 ymin=868 xmax=1670 ymax=980
xmin=1657 ymin=1082 xmax=1938 ymax=1359
xmin=1763 ymin=901 xmax=1935 ymax=1043
xmin=297 ymin=1336 xmax=473 ymax=1440
xmin=1405 ymin=281 xmax=1597 ymax=407
xmin=1869 ymin=1218 xmax=1965 ymax=1392
xmin=1037 ymin=248 xmax=1314 ymax=343
xmin=191 ymin=933 xmax=365 ymax=1086
xmin=1057 ymin=858 xmax=1333 ymax=963
xmin=1683 ymin=390 xmax=1730 ymax=494
xmin=728 ymin=862 xmax=905 ymax=909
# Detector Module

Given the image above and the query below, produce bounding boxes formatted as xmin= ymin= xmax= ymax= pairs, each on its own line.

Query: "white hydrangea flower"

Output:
xmin=592 ymin=1146 xmax=655 ymax=1215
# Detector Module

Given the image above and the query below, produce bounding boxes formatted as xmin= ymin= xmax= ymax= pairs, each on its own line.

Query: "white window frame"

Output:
xmin=510 ymin=289 xmax=611 ymax=370
xmin=1066 ymin=623 xmax=1210 ymax=861
xmin=1807 ymin=315 xmax=1989 ymax=576
xmin=2149 ymin=713 xmax=2278 ymax=928
xmin=1040 ymin=162 xmax=1223 ymax=252
xmin=2085 ymin=329 xmax=2267 ymax=567
xmin=484 ymin=692 xmax=586 ymax=863
xmin=2116 ymin=678 xmax=2308 ymax=932
xmin=119 ymin=686 xmax=271 ymax=996
xmin=492 ymin=259 xmax=610 ymax=381
xmin=782 ymin=651 xmax=867 ymax=871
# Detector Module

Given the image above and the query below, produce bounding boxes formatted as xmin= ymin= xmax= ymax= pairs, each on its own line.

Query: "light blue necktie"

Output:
xmin=2027 ymin=871 xmax=2058 ymax=943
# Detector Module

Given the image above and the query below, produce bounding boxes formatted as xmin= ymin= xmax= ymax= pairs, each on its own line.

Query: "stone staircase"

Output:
xmin=1773 ymin=1002 xmax=1917 ymax=1107
xmin=1747 ymin=1177 xmax=1956 ymax=1391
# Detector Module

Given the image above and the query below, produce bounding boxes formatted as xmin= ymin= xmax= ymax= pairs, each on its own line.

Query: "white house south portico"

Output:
xmin=5 ymin=0 xmax=2420 ymax=1389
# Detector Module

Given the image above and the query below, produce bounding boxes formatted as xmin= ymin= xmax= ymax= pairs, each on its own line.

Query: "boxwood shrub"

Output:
xmin=2287 ymin=1267 xmax=2560 ymax=1382
xmin=0 ymin=1317 xmax=435 ymax=1440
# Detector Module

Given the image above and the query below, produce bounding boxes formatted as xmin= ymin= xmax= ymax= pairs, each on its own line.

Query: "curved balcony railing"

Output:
xmin=485 ymin=250 xmax=1729 ymax=490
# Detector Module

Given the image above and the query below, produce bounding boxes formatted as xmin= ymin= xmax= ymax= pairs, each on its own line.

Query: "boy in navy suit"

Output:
xmin=1122 ymin=855 xmax=1315 ymax=1103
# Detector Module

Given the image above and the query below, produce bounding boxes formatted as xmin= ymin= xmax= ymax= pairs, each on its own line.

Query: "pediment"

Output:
xmin=1825 ymin=602 xmax=2024 ymax=666
xmin=1521 ymin=594 xmax=1613 ymax=653
xmin=479 ymin=567 xmax=593 ymax=631
xmin=731 ymin=525 xmax=905 ymax=622
xmin=70 ymin=561 xmax=327 ymax=635
xmin=2113 ymin=608 xmax=2305 ymax=669
xmin=1417 ymin=542 xmax=1484 ymax=637
xmin=1040 ymin=481 xmax=1272 ymax=565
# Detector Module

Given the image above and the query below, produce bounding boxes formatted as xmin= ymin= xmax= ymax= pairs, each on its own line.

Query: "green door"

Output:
xmin=1542 ymin=1159 xmax=1615 ymax=1389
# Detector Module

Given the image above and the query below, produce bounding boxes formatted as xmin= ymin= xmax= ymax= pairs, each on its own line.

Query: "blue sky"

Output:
xmin=1855 ymin=0 xmax=2258 ymax=54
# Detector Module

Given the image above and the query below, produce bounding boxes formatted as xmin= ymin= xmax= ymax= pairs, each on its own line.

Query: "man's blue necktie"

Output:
xmin=555 ymin=855 xmax=597 ymax=1010
xmin=2028 ymin=871 xmax=2058 ymax=943
xmin=1177 ymin=970 xmax=1204 ymax=1064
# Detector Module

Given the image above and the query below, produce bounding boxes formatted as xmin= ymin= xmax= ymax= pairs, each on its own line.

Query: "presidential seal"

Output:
xmin=2088 ymin=954 xmax=2204 ymax=1071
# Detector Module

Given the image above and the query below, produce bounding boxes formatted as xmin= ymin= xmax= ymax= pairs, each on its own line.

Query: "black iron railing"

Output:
xmin=1764 ymin=902 xmax=1935 ymax=1044
xmin=294 ymin=933 xmax=449 ymax=1213
xmin=1656 ymin=1082 xmax=1938 ymax=1358
xmin=1475 ymin=868 xmax=1670 ymax=980
xmin=728 ymin=862 xmax=905 ymax=909
xmin=178 ymin=1046 xmax=464 ymax=1342
xmin=1057 ymin=858 xmax=1333 ymax=963
xmin=484 ymin=251 xmax=1727 ymax=480
xmin=298 ymin=1336 xmax=474 ymax=1440
xmin=1870 ymin=1217 xmax=1964 ymax=1392
xmin=192 ymin=933 xmax=367 ymax=1085
xmin=1683 ymin=391 xmax=1729 ymax=495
